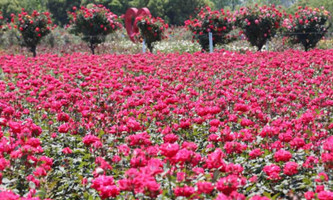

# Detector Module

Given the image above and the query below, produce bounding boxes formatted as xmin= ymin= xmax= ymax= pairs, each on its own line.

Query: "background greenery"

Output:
xmin=0 ymin=0 xmax=332 ymax=26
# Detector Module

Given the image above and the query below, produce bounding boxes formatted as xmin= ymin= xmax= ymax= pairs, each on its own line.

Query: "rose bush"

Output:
xmin=185 ymin=6 xmax=236 ymax=51
xmin=0 ymin=49 xmax=332 ymax=199
xmin=234 ymin=5 xmax=284 ymax=51
xmin=68 ymin=4 xmax=122 ymax=54
xmin=136 ymin=15 xmax=168 ymax=53
xmin=10 ymin=9 xmax=52 ymax=57
xmin=283 ymin=6 xmax=331 ymax=51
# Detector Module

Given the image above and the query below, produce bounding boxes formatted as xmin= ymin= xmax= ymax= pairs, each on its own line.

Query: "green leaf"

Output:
xmin=246 ymin=184 xmax=255 ymax=193
xmin=272 ymin=193 xmax=281 ymax=200
xmin=315 ymin=108 xmax=320 ymax=115
xmin=303 ymin=177 xmax=311 ymax=185
xmin=212 ymin=170 xmax=220 ymax=182
xmin=37 ymin=188 xmax=46 ymax=198
xmin=263 ymin=191 xmax=271 ymax=198
xmin=98 ymin=129 xmax=105 ymax=137
xmin=264 ymin=149 xmax=270 ymax=156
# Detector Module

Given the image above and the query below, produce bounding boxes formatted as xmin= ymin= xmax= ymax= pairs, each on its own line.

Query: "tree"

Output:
xmin=0 ymin=0 xmax=48 ymax=19
xmin=136 ymin=15 xmax=168 ymax=52
xmin=166 ymin=0 xmax=212 ymax=25
xmin=129 ymin=0 xmax=212 ymax=25
xmin=284 ymin=6 xmax=331 ymax=51
xmin=68 ymin=4 xmax=122 ymax=54
xmin=1 ymin=0 xmax=217 ymax=26
xmin=211 ymin=0 xmax=242 ymax=10
xmin=0 ymin=0 xmax=23 ymax=20
xmin=12 ymin=9 xmax=52 ymax=57
xmin=46 ymin=0 xmax=81 ymax=26
xmin=107 ymin=0 xmax=132 ymax=16
xmin=130 ymin=0 xmax=168 ymax=21
xmin=81 ymin=0 xmax=132 ymax=16
xmin=20 ymin=0 xmax=47 ymax=13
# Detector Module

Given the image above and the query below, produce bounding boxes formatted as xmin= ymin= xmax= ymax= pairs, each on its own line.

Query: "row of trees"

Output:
xmin=0 ymin=5 xmax=168 ymax=56
xmin=0 ymin=0 xmax=209 ymax=26
xmin=1 ymin=3 xmax=330 ymax=57
xmin=186 ymin=5 xmax=331 ymax=51
xmin=0 ymin=0 xmax=332 ymax=26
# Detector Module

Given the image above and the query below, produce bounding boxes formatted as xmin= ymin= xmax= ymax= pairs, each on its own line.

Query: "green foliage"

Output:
xmin=46 ymin=0 xmax=81 ymax=26
xmin=106 ymin=0 xmax=132 ymax=16
xmin=244 ymin=0 xmax=284 ymax=7
xmin=68 ymin=4 xmax=122 ymax=54
xmin=166 ymin=0 xmax=212 ymax=25
xmin=12 ymin=10 xmax=52 ymax=57
xmin=81 ymin=0 xmax=132 ymax=16
xmin=128 ymin=0 xmax=212 ymax=25
xmin=284 ymin=6 xmax=331 ymax=51
xmin=235 ymin=5 xmax=283 ymax=51
xmin=0 ymin=0 xmax=47 ymax=20
xmin=0 ymin=0 xmax=22 ymax=20
xmin=0 ymin=0 xmax=213 ymax=26
xmin=41 ymin=134 xmax=100 ymax=199
xmin=211 ymin=0 xmax=242 ymax=10
xmin=317 ymin=39 xmax=333 ymax=49
xmin=130 ymin=0 xmax=168 ymax=22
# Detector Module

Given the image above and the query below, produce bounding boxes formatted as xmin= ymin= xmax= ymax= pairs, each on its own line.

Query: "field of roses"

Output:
xmin=0 ymin=49 xmax=332 ymax=199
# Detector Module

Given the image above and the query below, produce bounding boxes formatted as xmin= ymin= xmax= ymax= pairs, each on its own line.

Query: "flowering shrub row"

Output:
xmin=0 ymin=49 xmax=332 ymax=199
xmin=3 ymin=5 xmax=167 ymax=56
xmin=2 ymin=5 xmax=330 ymax=56
xmin=186 ymin=5 xmax=331 ymax=51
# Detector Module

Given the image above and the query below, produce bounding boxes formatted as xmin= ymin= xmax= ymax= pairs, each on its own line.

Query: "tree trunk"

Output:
xmin=89 ymin=43 xmax=95 ymax=55
xmin=257 ymin=40 xmax=266 ymax=52
xmin=31 ymin=46 xmax=37 ymax=57
xmin=147 ymin=43 xmax=153 ymax=53
xmin=257 ymin=45 xmax=263 ymax=52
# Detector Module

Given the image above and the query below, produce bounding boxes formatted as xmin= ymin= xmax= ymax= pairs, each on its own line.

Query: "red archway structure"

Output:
xmin=125 ymin=8 xmax=151 ymax=43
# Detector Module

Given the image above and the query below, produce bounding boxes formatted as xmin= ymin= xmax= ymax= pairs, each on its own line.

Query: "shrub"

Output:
xmin=185 ymin=6 xmax=235 ymax=51
xmin=11 ymin=9 xmax=52 ymax=57
xmin=283 ymin=7 xmax=331 ymax=51
xmin=317 ymin=39 xmax=333 ymax=50
xmin=68 ymin=4 xmax=122 ymax=55
xmin=235 ymin=5 xmax=283 ymax=51
xmin=136 ymin=15 xmax=168 ymax=53
xmin=154 ymin=40 xmax=201 ymax=54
